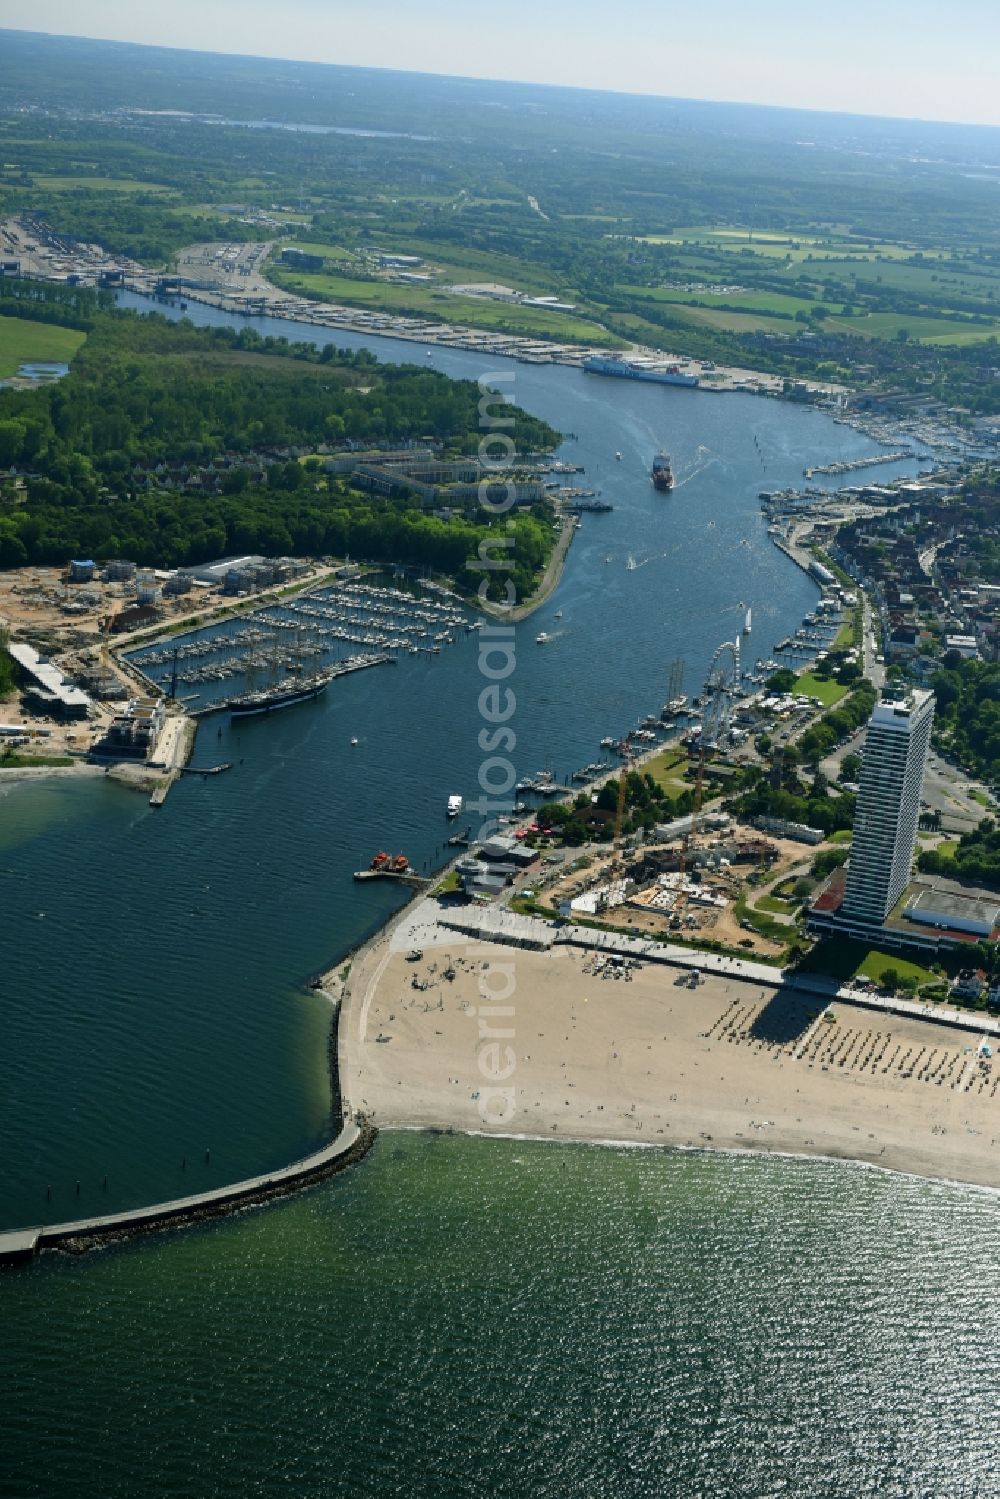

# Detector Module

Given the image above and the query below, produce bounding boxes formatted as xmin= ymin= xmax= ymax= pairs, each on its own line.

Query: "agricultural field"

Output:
xmin=0 ymin=315 xmax=86 ymax=378
xmin=31 ymin=176 xmax=177 ymax=194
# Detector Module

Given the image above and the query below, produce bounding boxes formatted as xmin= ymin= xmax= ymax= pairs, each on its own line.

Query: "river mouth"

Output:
xmin=2 ymin=294 xmax=933 ymax=1232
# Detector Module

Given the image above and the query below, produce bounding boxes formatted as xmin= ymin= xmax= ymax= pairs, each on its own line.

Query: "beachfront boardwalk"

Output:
xmin=433 ymin=903 xmax=1000 ymax=1039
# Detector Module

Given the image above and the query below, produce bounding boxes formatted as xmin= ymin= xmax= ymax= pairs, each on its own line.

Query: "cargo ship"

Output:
xmin=651 ymin=452 xmax=674 ymax=491
xmin=225 ymin=670 xmax=333 ymax=719
xmin=583 ymin=355 xmax=699 ymax=388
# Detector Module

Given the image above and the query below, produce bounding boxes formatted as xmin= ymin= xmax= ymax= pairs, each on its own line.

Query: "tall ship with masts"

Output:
xmin=222 ymin=623 xmax=335 ymax=719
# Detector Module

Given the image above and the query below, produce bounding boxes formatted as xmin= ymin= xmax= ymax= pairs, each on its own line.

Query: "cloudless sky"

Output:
xmin=2 ymin=0 xmax=1000 ymax=128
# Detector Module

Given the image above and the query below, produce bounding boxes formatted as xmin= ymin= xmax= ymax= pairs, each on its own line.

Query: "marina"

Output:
xmin=2 ymin=291 xmax=937 ymax=1237
xmin=126 ymin=579 xmax=472 ymax=716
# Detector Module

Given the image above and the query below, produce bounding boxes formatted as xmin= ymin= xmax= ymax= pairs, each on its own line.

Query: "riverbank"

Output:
xmin=479 ymin=511 xmax=579 ymax=623
xmin=136 ymin=277 xmax=843 ymax=402
xmin=340 ymin=900 xmax=1000 ymax=1190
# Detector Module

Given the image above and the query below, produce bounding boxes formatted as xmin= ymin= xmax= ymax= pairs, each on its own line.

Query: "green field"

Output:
xmin=825 ymin=309 xmax=1000 ymax=345
xmin=668 ymin=304 xmax=794 ymax=335
xmin=756 ymin=893 xmax=799 ymax=915
xmin=283 ymin=240 xmax=356 ymax=262
xmin=271 ymin=267 xmax=623 ymax=345
xmin=794 ymin=671 xmax=848 ymax=706
xmin=32 ymin=176 xmax=176 ymax=194
xmin=0 ymin=315 xmax=87 ymax=378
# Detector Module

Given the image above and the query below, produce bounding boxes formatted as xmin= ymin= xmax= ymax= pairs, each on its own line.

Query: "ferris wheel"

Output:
xmin=702 ymin=638 xmax=741 ymax=748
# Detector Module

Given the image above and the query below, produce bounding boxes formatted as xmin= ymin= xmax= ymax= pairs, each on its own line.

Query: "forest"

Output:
xmin=0 ymin=291 xmax=560 ymax=599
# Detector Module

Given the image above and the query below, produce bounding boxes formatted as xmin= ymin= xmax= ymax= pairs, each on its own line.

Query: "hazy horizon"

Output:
xmin=1 ymin=4 xmax=999 ymax=132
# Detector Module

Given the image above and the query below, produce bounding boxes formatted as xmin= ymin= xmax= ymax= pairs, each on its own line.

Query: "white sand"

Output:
xmin=342 ymin=929 xmax=1000 ymax=1188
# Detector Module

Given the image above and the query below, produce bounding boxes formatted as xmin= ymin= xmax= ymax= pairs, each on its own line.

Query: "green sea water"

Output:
xmin=4 ymin=1133 xmax=998 ymax=1499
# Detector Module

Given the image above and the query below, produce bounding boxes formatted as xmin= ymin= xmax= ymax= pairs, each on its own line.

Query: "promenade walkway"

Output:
xmin=439 ymin=908 xmax=1000 ymax=1039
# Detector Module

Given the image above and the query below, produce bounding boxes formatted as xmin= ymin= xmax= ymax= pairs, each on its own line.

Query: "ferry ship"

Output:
xmin=651 ymin=452 xmax=674 ymax=491
xmin=584 ymin=355 xmax=699 ymax=388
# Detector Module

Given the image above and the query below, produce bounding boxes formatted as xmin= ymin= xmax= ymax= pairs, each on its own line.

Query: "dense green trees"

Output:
xmin=930 ymin=659 xmax=1000 ymax=780
xmin=919 ymin=819 xmax=1000 ymax=890
xmin=0 ymin=304 xmax=560 ymax=592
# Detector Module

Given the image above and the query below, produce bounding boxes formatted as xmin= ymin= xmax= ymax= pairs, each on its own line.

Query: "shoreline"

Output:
xmin=340 ymin=899 xmax=1000 ymax=1192
xmin=479 ymin=511 xmax=578 ymax=623
xmin=138 ymin=279 xmax=842 ymax=403
xmin=380 ymin=1120 xmax=1000 ymax=1198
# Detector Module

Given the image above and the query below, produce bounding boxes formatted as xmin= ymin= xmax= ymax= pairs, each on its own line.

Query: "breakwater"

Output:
xmin=0 ymin=1004 xmax=375 ymax=1266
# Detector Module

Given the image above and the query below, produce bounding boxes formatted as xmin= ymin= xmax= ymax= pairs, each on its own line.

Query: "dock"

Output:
xmin=353 ymin=869 xmax=430 ymax=887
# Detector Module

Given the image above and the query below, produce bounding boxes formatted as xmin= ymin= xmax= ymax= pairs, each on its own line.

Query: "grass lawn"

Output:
xmin=796 ymin=939 xmax=937 ymax=987
xmin=795 ymin=670 xmax=848 ymax=706
xmin=829 ymin=829 xmax=853 ymax=844
xmin=0 ymin=752 xmax=75 ymax=767
xmin=756 ymin=894 xmax=799 ymax=915
xmin=0 ymin=315 xmax=87 ymax=379
xmin=282 ymin=240 xmax=356 ymax=262
xmin=645 ymin=745 xmax=691 ymax=796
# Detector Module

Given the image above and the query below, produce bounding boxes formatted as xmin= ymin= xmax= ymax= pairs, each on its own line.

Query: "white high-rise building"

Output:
xmin=841 ymin=689 xmax=934 ymax=926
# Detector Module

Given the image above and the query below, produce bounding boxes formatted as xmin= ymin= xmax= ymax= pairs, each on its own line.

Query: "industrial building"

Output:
xmin=7 ymin=643 xmax=91 ymax=719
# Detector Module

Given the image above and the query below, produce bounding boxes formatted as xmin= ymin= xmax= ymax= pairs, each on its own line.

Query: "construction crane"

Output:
xmin=676 ymin=744 xmax=706 ymax=889
xmin=610 ymin=753 xmax=634 ymax=874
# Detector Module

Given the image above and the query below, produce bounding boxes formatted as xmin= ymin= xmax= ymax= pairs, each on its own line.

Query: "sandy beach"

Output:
xmin=340 ymin=908 xmax=1000 ymax=1189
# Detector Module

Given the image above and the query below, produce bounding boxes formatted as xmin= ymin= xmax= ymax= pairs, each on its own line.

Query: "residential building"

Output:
xmin=841 ymin=689 xmax=934 ymax=927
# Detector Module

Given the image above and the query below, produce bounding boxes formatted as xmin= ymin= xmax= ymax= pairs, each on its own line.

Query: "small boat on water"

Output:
xmin=536 ymin=632 xmax=550 ymax=644
xmin=615 ymin=451 xmax=622 ymax=461
xmin=350 ymin=736 xmax=359 ymax=746
xmin=447 ymin=794 xmax=463 ymax=818
xmin=744 ymin=607 xmax=752 ymax=635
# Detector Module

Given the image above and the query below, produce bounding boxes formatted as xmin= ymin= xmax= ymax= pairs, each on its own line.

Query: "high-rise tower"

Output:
xmin=841 ymin=689 xmax=934 ymax=926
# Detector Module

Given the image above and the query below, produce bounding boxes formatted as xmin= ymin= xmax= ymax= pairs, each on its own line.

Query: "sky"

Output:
xmin=2 ymin=0 xmax=1000 ymax=129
